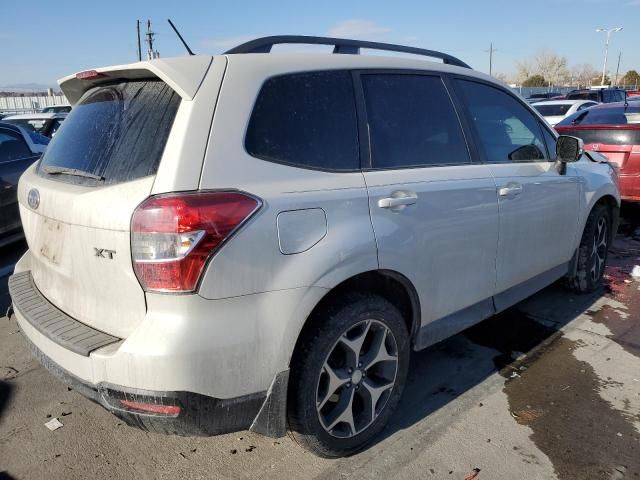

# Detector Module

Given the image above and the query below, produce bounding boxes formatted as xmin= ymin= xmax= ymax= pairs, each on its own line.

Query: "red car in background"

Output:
xmin=555 ymin=101 xmax=640 ymax=202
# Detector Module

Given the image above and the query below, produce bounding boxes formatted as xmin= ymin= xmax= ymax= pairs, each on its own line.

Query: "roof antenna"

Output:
xmin=167 ymin=19 xmax=195 ymax=56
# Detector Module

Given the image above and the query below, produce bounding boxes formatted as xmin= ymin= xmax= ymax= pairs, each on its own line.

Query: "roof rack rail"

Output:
xmin=224 ymin=35 xmax=471 ymax=69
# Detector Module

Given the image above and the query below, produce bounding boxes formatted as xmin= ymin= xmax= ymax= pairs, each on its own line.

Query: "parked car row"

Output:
xmin=526 ymin=87 xmax=628 ymax=104
xmin=0 ymin=121 xmax=48 ymax=247
xmin=556 ymin=101 xmax=640 ymax=202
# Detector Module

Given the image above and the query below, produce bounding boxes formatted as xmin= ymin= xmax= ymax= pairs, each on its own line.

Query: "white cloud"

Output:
xmin=625 ymin=0 xmax=640 ymax=5
xmin=326 ymin=20 xmax=392 ymax=39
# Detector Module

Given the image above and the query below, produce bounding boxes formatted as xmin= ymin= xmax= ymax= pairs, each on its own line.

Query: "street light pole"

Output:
xmin=596 ymin=27 xmax=623 ymax=86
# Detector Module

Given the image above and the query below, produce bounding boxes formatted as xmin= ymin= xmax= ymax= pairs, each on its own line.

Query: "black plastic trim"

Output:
xmin=9 ymin=271 xmax=121 ymax=356
xmin=224 ymin=35 xmax=471 ymax=69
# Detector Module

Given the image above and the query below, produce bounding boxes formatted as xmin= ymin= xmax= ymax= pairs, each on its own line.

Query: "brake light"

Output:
xmin=131 ymin=192 xmax=261 ymax=292
xmin=75 ymin=70 xmax=106 ymax=80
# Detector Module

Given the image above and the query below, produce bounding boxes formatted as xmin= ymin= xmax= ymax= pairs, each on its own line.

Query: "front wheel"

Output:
xmin=287 ymin=293 xmax=409 ymax=457
xmin=567 ymin=204 xmax=612 ymax=293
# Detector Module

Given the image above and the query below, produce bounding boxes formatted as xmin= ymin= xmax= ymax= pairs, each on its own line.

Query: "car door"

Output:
xmin=358 ymin=72 xmax=500 ymax=345
xmin=452 ymin=78 xmax=580 ymax=310
xmin=0 ymin=127 xmax=39 ymax=239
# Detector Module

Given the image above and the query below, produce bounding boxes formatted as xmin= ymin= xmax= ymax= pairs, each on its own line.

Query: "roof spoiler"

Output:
xmin=58 ymin=56 xmax=213 ymax=104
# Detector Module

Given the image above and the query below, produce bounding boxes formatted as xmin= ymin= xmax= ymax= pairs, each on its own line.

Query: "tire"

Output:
xmin=287 ymin=292 xmax=410 ymax=458
xmin=567 ymin=204 xmax=612 ymax=293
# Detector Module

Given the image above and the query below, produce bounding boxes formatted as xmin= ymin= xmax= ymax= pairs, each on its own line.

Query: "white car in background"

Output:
xmin=532 ymin=100 xmax=598 ymax=126
xmin=2 ymin=112 xmax=67 ymax=138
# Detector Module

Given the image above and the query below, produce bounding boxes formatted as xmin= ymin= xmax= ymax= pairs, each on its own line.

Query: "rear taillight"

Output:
xmin=131 ymin=191 xmax=261 ymax=293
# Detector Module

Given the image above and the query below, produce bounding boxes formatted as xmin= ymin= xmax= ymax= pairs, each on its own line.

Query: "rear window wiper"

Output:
xmin=42 ymin=165 xmax=105 ymax=181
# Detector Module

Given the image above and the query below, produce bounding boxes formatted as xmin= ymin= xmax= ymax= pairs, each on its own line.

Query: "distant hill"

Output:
xmin=0 ymin=83 xmax=58 ymax=92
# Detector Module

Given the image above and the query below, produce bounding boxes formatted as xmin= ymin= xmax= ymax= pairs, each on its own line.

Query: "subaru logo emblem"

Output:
xmin=27 ymin=188 xmax=40 ymax=210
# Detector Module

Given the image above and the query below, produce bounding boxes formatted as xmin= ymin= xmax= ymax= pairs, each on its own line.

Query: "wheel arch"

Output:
xmin=289 ymin=269 xmax=422 ymax=369
xmin=588 ymin=193 xmax=620 ymax=243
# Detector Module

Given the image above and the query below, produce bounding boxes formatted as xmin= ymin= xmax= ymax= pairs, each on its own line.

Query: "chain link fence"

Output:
xmin=0 ymin=94 xmax=68 ymax=114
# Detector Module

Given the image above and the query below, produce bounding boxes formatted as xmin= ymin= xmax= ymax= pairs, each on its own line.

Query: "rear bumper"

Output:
xmin=21 ymin=331 xmax=266 ymax=436
xmin=8 ymin=252 xmax=326 ymax=436
xmin=619 ymin=173 xmax=640 ymax=202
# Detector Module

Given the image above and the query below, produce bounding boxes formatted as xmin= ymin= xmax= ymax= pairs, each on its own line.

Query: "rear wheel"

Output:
xmin=287 ymin=293 xmax=409 ymax=457
xmin=567 ymin=204 xmax=612 ymax=293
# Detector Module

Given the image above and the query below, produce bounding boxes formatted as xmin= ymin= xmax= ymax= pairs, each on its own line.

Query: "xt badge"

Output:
xmin=94 ymin=248 xmax=116 ymax=259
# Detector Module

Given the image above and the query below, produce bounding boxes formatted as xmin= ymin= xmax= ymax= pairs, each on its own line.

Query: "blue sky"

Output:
xmin=2 ymin=0 xmax=639 ymax=87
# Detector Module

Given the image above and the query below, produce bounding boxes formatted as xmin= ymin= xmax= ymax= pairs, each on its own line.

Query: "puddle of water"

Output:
xmin=464 ymin=309 xmax=558 ymax=373
xmin=504 ymin=336 xmax=640 ymax=479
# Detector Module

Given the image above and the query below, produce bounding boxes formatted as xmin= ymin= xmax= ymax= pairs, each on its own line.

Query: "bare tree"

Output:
xmin=534 ymin=49 xmax=569 ymax=87
xmin=571 ymin=63 xmax=599 ymax=88
xmin=515 ymin=61 xmax=534 ymax=84
xmin=493 ymin=72 xmax=510 ymax=84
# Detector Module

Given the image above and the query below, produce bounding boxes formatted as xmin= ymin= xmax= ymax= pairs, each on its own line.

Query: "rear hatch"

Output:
xmin=555 ymin=126 xmax=640 ymax=173
xmin=17 ymin=77 xmax=183 ymax=338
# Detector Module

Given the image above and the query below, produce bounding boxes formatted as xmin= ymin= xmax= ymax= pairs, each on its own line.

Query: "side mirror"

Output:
xmin=556 ymin=135 xmax=584 ymax=163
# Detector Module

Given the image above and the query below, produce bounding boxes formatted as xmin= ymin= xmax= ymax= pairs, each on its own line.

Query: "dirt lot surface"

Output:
xmin=1 ymin=212 xmax=639 ymax=480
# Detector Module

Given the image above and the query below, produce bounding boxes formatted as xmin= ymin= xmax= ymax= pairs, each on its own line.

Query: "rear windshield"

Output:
xmin=557 ymin=105 xmax=640 ymax=127
xmin=554 ymin=128 xmax=640 ymax=146
xmin=566 ymin=92 xmax=599 ymax=102
xmin=38 ymin=80 xmax=180 ymax=186
xmin=533 ymin=104 xmax=572 ymax=116
xmin=7 ymin=118 xmax=50 ymax=134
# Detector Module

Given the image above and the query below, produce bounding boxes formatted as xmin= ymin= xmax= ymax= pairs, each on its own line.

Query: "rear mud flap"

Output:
xmin=250 ymin=369 xmax=289 ymax=438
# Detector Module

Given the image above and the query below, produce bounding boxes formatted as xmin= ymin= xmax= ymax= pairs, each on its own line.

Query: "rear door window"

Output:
xmin=245 ymin=71 xmax=359 ymax=171
xmin=38 ymin=80 xmax=180 ymax=185
xmin=362 ymin=74 xmax=470 ymax=169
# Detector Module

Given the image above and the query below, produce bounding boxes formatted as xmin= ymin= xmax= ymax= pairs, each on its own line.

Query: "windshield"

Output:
xmin=534 ymin=104 xmax=572 ymax=116
xmin=557 ymin=105 xmax=640 ymax=127
xmin=38 ymin=80 xmax=180 ymax=186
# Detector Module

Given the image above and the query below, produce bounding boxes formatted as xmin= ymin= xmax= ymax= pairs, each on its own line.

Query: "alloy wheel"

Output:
xmin=590 ymin=216 xmax=608 ymax=282
xmin=316 ymin=319 xmax=398 ymax=438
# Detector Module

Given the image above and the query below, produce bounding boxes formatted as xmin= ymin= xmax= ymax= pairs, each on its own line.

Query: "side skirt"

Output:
xmin=413 ymin=262 xmax=569 ymax=351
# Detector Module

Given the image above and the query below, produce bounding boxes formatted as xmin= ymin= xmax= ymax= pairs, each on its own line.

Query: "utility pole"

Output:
xmin=145 ymin=19 xmax=160 ymax=60
xmin=485 ymin=42 xmax=496 ymax=76
xmin=614 ymin=51 xmax=622 ymax=86
xmin=136 ymin=20 xmax=142 ymax=61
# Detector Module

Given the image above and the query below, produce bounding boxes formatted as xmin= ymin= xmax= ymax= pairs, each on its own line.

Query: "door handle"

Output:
xmin=498 ymin=183 xmax=523 ymax=197
xmin=378 ymin=191 xmax=418 ymax=209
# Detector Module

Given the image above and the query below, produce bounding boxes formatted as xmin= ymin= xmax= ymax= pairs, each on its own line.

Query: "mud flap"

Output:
xmin=249 ymin=369 xmax=289 ymax=438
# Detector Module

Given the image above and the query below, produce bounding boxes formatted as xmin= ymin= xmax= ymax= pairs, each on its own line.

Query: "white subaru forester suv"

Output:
xmin=8 ymin=36 xmax=619 ymax=457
